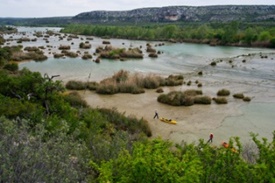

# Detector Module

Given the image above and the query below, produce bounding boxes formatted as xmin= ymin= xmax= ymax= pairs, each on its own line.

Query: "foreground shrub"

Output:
xmin=3 ymin=63 xmax=18 ymax=71
xmin=98 ymin=108 xmax=152 ymax=137
xmin=0 ymin=117 xmax=90 ymax=183
xmin=217 ymin=89 xmax=230 ymax=96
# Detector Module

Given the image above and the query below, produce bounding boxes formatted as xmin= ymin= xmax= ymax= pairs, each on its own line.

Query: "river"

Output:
xmin=4 ymin=26 xmax=275 ymax=144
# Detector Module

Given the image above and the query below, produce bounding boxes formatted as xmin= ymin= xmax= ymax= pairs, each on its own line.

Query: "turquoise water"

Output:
xmin=15 ymin=26 xmax=273 ymax=82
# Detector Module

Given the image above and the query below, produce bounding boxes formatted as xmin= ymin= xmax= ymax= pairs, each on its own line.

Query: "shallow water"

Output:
xmin=9 ymin=26 xmax=273 ymax=82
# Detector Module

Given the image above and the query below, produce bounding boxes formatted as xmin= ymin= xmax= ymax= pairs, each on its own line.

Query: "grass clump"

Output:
xmin=194 ymin=96 xmax=212 ymax=104
xmin=158 ymin=91 xmax=193 ymax=106
xmin=65 ymin=80 xmax=86 ymax=90
xmin=66 ymin=70 xmax=183 ymax=95
xmin=243 ymin=96 xmax=251 ymax=102
xmin=217 ymin=89 xmax=230 ymax=96
xmin=82 ymin=54 xmax=93 ymax=60
xmin=63 ymin=91 xmax=88 ymax=108
xmin=96 ymin=81 xmax=119 ymax=94
xmin=233 ymin=93 xmax=245 ymax=99
xmin=58 ymin=45 xmax=71 ymax=50
xmin=163 ymin=75 xmax=184 ymax=86
xmin=156 ymin=88 xmax=164 ymax=93
xmin=210 ymin=61 xmax=217 ymax=66
xmin=184 ymin=89 xmax=203 ymax=96
xmin=98 ymin=108 xmax=152 ymax=137
xmin=79 ymin=42 xmax=91 ymax=49
xmin=157 ymin=89 xmax=205 ymax=106
xmin=213 ymin=97 xmax=228 ymax=104
xmin=61 ymin=50 xmax=78 ymax=58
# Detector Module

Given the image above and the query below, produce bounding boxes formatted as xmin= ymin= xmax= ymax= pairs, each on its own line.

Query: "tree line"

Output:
xmin=61 ymin=22 xmax=275 ymax=48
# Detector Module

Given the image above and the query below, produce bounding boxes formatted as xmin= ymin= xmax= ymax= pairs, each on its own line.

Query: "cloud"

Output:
xmin=0 ymin=0 xmax=274 ymax=18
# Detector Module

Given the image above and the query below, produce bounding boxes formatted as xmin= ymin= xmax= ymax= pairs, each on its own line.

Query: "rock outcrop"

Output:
xmin=72 ymin=5 xmax=275 ymax=23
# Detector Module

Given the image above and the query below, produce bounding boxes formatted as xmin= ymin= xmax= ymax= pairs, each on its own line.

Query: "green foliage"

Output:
xmin=0 ymin=117 xmax=91 ymax=182
xmin=61 ymin=23 xmax=275 ymax=47
xmin=3 ymin=62 xmax=19 ymax=71
xmin=94 ymin=138 xmax=203 ymax=183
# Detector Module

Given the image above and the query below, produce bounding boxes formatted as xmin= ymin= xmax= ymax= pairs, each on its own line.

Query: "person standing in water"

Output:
xmin=153 ymin=110 xmax=159 ymax=119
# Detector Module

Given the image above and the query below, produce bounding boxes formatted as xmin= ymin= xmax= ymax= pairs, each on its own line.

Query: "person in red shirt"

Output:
xmin=207 ymin=133 xmax=214 ymax=143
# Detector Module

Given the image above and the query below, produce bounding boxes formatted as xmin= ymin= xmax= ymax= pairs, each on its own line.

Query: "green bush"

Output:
xmin=3 ymin=63 xmax=18 ymax=71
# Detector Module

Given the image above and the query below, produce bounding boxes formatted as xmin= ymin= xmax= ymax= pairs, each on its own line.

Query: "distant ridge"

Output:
xmin=72 ymin=5 xmax=275 ymax=23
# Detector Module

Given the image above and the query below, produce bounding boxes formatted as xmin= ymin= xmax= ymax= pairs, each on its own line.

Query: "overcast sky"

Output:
xmin=0 ymin=0 xmax=274 ymax=18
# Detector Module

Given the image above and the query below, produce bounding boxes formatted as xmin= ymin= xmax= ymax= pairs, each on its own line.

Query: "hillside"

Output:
xmin=72 ymin=5 xmax=275 ymax=24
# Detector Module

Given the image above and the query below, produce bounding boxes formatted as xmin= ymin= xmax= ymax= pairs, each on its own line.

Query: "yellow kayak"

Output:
xmin=159 ymin=117 xmax=177 ymax=125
